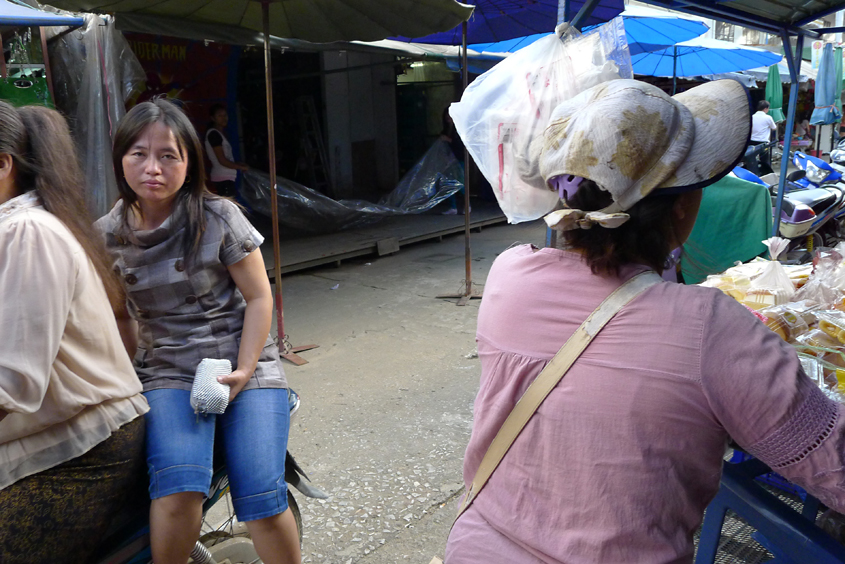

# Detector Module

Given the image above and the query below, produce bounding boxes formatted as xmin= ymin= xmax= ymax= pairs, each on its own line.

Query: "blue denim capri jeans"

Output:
xmin=143 ymin=387 xmax=291 ymax=522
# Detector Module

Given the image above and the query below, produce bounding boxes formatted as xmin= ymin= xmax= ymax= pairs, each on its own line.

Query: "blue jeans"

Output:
xmin=143 ymin=387 xmax=291 ymax=521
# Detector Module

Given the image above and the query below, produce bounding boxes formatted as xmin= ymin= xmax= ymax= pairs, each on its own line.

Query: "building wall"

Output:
xmin=322 ymin=50 xmax=398 ymax=200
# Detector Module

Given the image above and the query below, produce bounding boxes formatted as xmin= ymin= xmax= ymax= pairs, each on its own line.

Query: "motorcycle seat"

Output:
xmin=784 ymin=188 xmax=838 ymax=214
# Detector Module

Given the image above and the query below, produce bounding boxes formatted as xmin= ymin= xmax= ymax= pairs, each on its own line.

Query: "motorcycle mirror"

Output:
xmin=787 ymin=170 xmax=806 ymax=182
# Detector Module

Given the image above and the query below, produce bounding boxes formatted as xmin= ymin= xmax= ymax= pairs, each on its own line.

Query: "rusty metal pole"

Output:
xmin=262 ymin=1 xmax=285 ymax=348
xmin=0 ymin=33 xmax=6 ymax=79
xmin=38 ymin=27 xmax=55 ymax=103
xmin=437 ymin=19 xmax=481 ymax=305
xmin=461 ymin=20 xmax=472 ymax=301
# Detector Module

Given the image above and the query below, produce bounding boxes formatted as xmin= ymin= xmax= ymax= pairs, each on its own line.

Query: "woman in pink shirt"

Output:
xmin=445 ymin=79 xmax=845 ymax=564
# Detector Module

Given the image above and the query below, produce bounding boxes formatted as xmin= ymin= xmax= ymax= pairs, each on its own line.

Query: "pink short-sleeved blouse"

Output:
xmin=445 ymin=245 xmax=845 ymax=564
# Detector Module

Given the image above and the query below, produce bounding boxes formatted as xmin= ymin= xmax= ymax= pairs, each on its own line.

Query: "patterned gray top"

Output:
xmin=95 ymin=198 xmax=286 ymax=392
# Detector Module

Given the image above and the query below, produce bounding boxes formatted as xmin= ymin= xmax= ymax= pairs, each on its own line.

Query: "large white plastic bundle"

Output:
xmin=449 ymin=18 xmax=632 ymax=223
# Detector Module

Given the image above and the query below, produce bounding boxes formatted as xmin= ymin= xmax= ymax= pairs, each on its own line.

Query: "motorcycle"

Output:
xmin=732 ymin=161 xmax=845 ymax=251
xmin=89 ymin=390 xmax=327 ymax=564
xmin=792 ymin=150 xmax=845 ymax=191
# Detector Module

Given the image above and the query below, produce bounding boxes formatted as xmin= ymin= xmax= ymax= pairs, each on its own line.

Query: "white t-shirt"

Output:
xmin=205 ymin=128 xmax=238 ymax=183
xmin=751 ymin=110 xmax=777 ymax=142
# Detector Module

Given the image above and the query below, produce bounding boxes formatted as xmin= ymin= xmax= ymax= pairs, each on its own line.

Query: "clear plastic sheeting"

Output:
xmin=241 ymin=139 xmax=463 ymax=234
xmin=35 ymin=5 xmax=145 ymax=218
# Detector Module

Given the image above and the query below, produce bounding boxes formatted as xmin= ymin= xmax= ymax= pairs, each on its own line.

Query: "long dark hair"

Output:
xmin=112 ymin=98 xmax=218 ymax=260
xmin=562 ymin=179 xmax=680 ymax=276
xmin=0 ymin=101 xmax=123 ymax=309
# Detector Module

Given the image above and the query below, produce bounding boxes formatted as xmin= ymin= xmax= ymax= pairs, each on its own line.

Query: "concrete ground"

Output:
xmin=275 ymin=219 xmax=546 ymax=564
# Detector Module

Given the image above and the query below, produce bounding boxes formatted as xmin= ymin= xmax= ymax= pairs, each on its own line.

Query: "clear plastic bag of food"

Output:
xmin=759 ymin=304 xmax=812 ymax=342
xmin=815 ymin=311 xmax=845 ymax=345
xmin=745 ymin=238 xmax=796 ymax=308
xmin=449 ymin=18 xmax=632 ymax=224
xmin=795 ymin=245 xmax=845 ymax=308
xmin=795 ymin=328 xmax=842 ymax=354
xmin=797 ymin=353 xmax=845 ymax=402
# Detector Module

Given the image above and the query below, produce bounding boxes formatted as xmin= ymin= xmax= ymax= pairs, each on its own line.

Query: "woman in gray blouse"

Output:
xmin=97 ymin=99 xmax=299 ymax=564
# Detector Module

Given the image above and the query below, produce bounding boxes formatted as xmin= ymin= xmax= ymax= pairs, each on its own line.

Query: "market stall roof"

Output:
xmin=1 ymin=0 xmax=81 ymax=26
xmin=390 ymin=0 xmax=623 ymax=45
xmin=640 ymin=0 xmax=845 ymax=36
xmin=41 ymin=0 xmax=474 ymax=43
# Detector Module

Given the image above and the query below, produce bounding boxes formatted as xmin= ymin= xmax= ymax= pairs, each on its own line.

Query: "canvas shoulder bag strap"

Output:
xmin=452 ymin=270 xmax=663 ymax=528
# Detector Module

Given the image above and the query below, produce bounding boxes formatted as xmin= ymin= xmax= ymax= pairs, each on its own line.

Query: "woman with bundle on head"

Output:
xmin=0 ymin=102 xmax=148 ymax=563
xmin=96 ymin=98 xmax=299 ymax=564
xmin=445 ymin=79 xmax=845 ymax=563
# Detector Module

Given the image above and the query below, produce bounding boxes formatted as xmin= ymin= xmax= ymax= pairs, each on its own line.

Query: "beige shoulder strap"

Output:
xmin=453 ymin=271 xmax=662 ymax=527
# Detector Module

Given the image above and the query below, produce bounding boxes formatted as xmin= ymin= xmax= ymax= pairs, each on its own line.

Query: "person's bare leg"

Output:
xmin=247 ymin=508 xmax=301 ymax=564
xmin=149 ymin=492 xmax=204 ymax=564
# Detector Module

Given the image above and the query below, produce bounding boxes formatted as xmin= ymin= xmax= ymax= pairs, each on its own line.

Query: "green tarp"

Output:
xmin=682 ymin=174 xmax=773 ymax=284
xmin=766 ymin=64 xmax=785 ymax=123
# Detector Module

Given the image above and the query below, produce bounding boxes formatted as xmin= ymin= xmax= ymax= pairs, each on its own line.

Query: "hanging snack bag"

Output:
xmin=745 ymin=237 xmax=795 ymax=308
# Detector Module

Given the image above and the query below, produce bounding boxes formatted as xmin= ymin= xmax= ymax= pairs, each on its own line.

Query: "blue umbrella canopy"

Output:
xmin=811 ymin=42 xmax=843 ymax=125
xmin=631 ymin=36 xmax=782 ymax=78
xmin=0 ymin=0 xmax=83 ymax=26
xmin=469 ymin=6 xmax=708 ymax=56
xmin=394 ymin=0 xmax=624 ymax=45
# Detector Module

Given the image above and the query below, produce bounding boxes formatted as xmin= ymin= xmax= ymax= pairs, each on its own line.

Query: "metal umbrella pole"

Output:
xmin=262 ymin=1 xmax=317 ymax=364
xmin=461 ymin=20 xmax=475 ymax=305
xmin=437 ymin=20 xmax=482 ymax=306
xmin=672 ymin=46 xmax=678 ymax=95
xmin=773 ymin=32 xmax=804 ymax=237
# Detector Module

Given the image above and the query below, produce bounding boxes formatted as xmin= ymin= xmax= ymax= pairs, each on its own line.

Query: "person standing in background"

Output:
xmin=205 ymin=104 xmax=248 ymax=198
xmin=750 ymin=100 xmax=777 ymax=175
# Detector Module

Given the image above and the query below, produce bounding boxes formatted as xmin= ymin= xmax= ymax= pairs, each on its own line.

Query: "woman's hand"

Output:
xmin=218 ymin=368 xmax=252 ymax=401
xmin=225 ymin=248 xmax=273 ymax=403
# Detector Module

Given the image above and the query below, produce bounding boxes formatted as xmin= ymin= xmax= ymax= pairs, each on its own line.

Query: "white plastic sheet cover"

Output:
xmin=41 ymin=11 xmax=145 ymax=218
xmin=240 ymin=139 xmax=464 ymax=234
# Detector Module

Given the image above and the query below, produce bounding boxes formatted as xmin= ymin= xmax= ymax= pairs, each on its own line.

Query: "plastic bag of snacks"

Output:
xmin=745 ymin=238 xmax=796 ymax=308
xmin=797 ymin=353 xmax=845 ymax=402
xmin=758 ymin=304 xmax=814 ymax=342
xmin=794 ymin=245 xmax=845 ymax=308
xmin=701 ymin=257 xmax=810 ymax=309
xmin=815 ymin=311 xmax=845 ymax=345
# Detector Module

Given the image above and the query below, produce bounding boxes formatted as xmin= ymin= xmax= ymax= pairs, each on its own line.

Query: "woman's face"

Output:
xmin=122 ymin=121 xmax=188 ymax=211
xmin=213 ymin=108 xmax=228 ymax=128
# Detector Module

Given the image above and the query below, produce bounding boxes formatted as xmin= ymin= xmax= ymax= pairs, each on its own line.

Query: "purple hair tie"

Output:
xmin=549 ymin=175 xmax=584 ymax=200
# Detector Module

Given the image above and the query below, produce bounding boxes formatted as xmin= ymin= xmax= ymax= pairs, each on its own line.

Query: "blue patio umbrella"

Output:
xmin=631 ymin=36 xmax=782 ymax=79
xmin=810 ymin=42 xmax=842 ymax=125
xmin=470 ymin=6 xmax=708 ymax=57
xmin=393 ymin=0 xmax=624 ymax=44
xmin=0 ymin=0 xmax=83 ymax=26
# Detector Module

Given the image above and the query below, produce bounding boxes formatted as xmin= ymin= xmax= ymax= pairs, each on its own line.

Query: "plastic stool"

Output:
xmin=695 ymin=459 xmax=845 ymax=564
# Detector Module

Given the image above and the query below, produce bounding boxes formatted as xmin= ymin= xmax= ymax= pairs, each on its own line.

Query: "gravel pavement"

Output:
xmin=275 ymin=219 xmax=546 ymax=564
